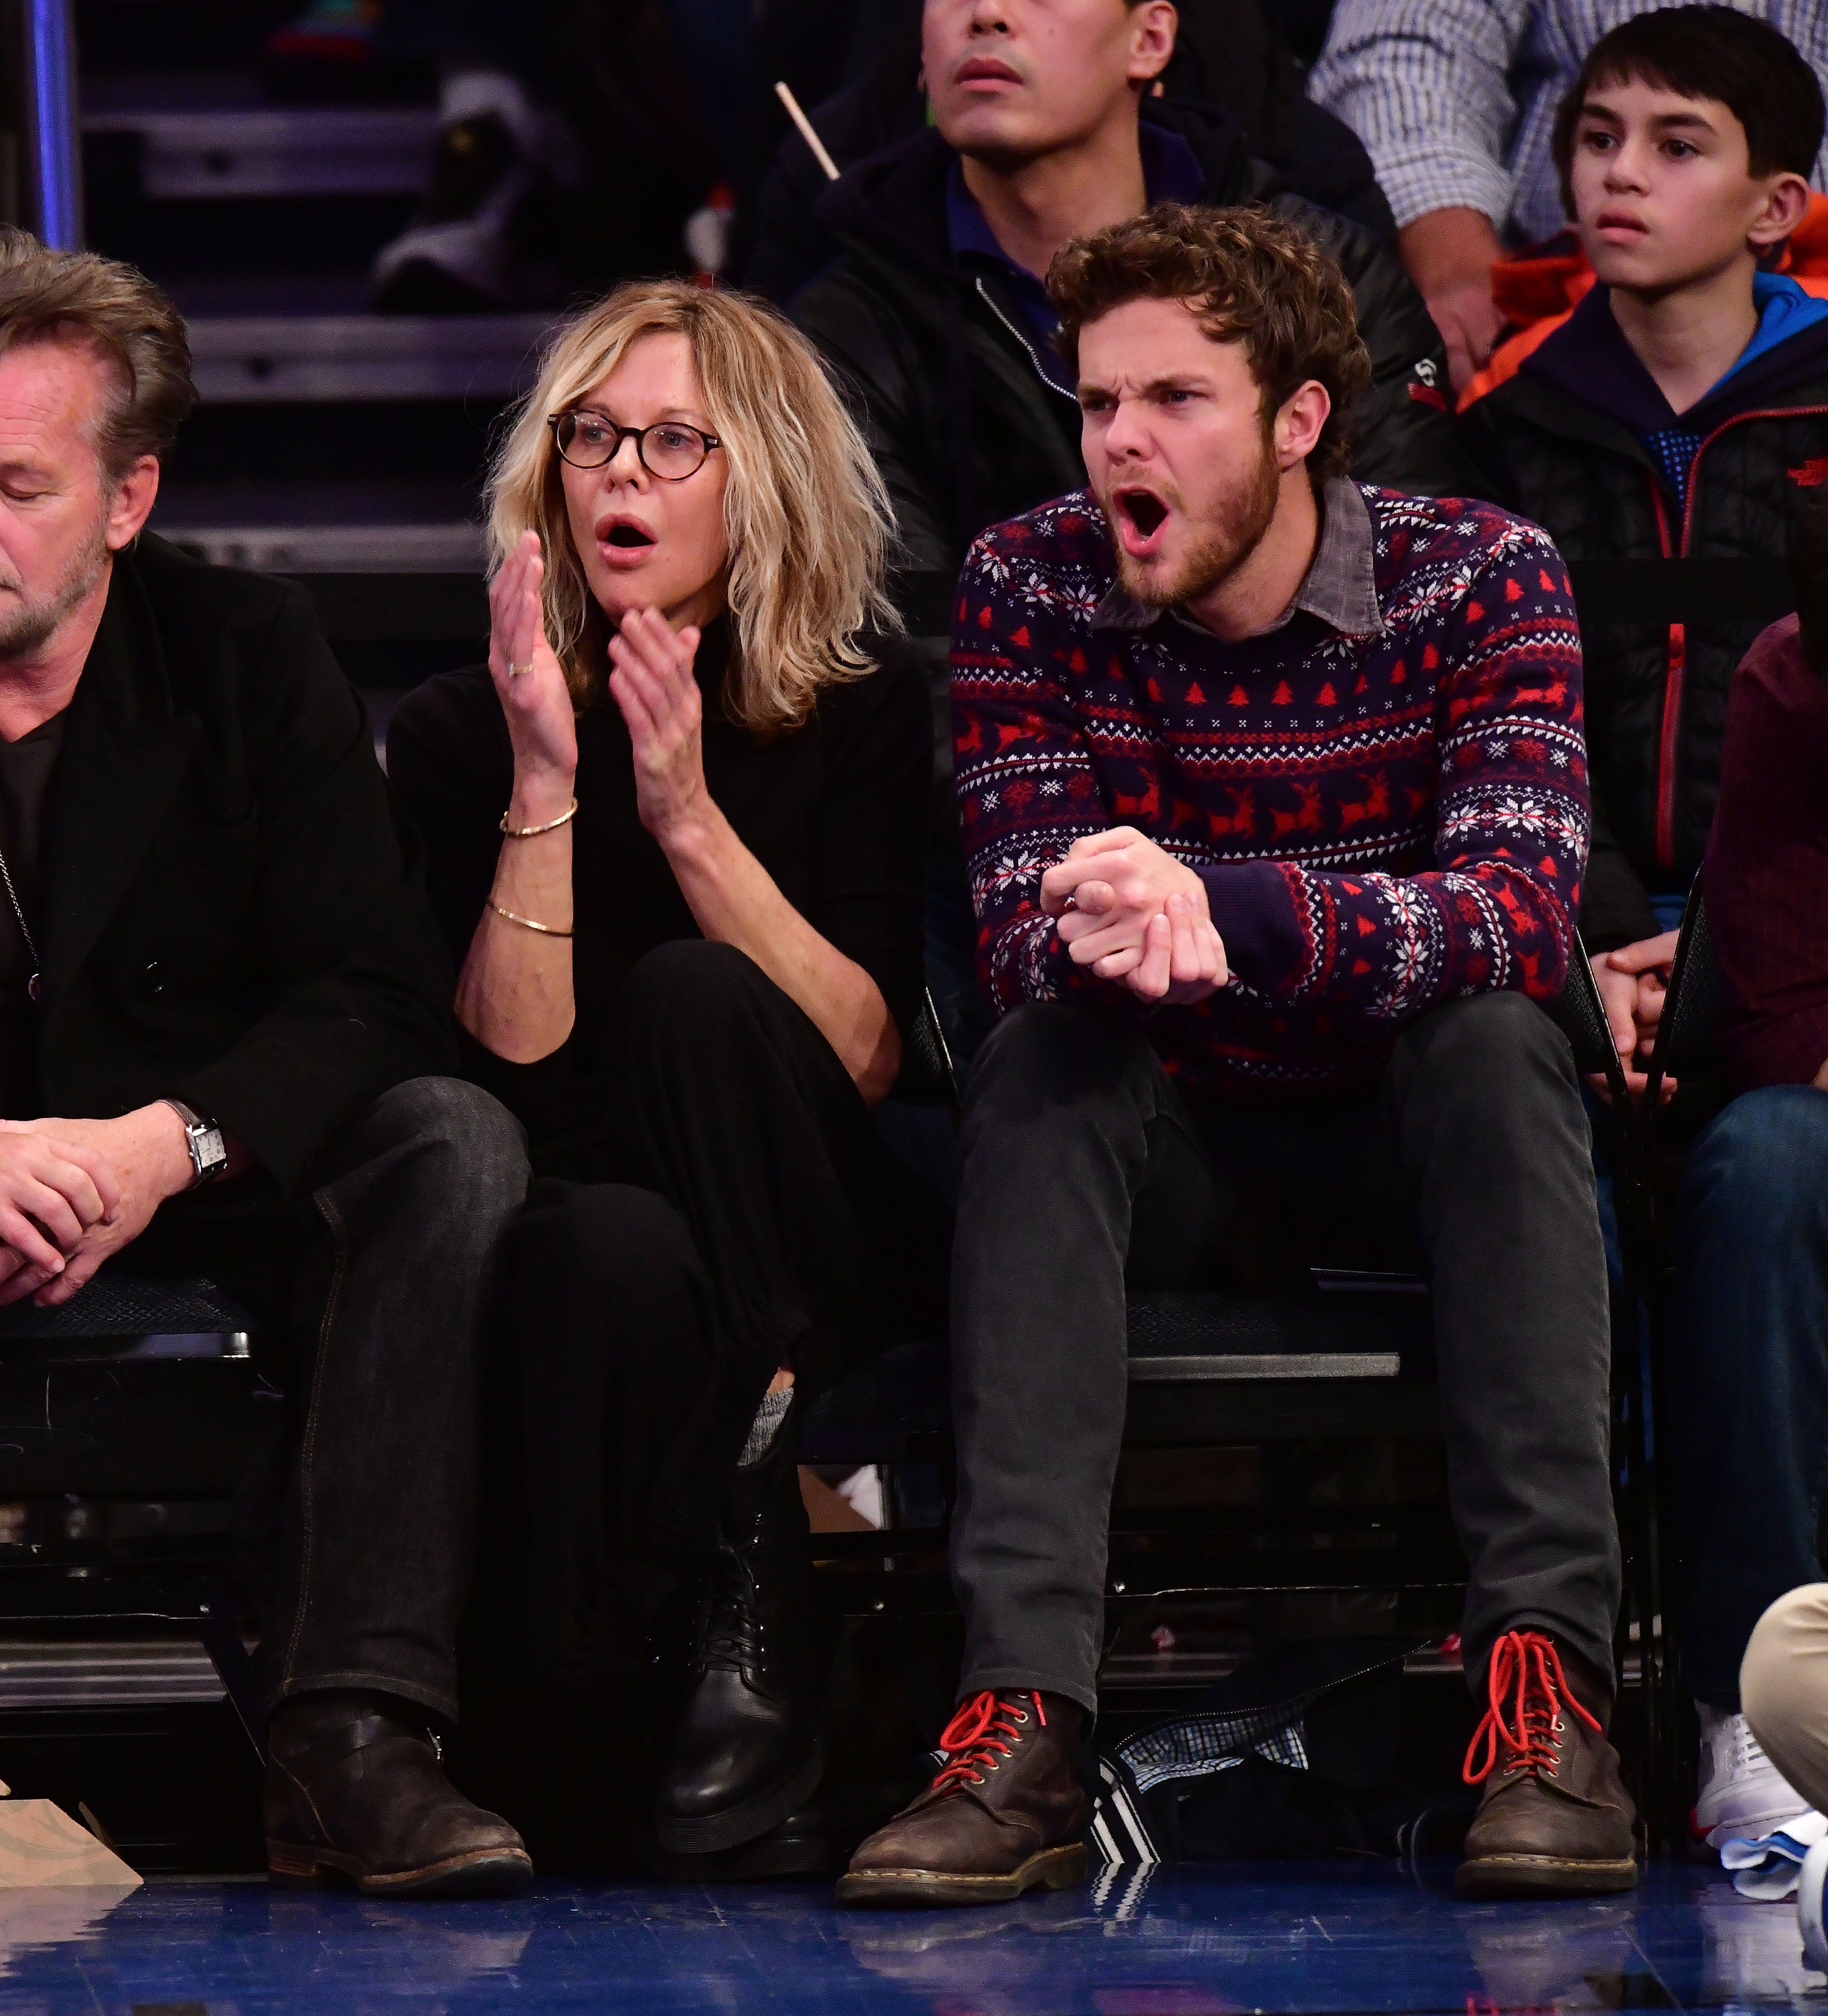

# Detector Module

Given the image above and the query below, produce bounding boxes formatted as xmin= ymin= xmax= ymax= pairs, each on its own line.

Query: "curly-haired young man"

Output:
xmin=838 ymin=202 xmax=1634 ymax=1908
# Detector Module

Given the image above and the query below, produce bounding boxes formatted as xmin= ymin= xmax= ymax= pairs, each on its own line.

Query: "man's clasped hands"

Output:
xmin=0 ymin=1104 xmax=203 ymax=1308
xmin=1045 ymin=858 xmax=1708 ymax=1100
xmin=1042 ymin=827 xmax=1229 ymax=1005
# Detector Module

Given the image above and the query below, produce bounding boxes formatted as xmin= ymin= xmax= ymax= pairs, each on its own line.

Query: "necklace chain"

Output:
xmin=0 ymin=843 xmax=41 ymax=1002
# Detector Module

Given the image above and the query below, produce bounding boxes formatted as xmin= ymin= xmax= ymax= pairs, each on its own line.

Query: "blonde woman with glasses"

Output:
xmin=388 ymin=281 xmax=947 ymax=1872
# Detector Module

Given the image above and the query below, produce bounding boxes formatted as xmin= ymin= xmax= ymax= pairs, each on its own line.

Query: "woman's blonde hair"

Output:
xmin=487 ymin=279 xmax=899 ymax=733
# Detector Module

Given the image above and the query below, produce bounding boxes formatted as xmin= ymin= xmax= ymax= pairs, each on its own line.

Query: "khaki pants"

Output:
xmin=1743 ymin=1585 xmax=1828 ymax=1813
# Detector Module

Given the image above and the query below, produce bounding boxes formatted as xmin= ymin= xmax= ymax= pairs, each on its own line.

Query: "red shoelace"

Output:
xmin=1463 ymin=1630 xmax=1601 ymax=1786
xmin=930 ymin=1690 xmax=1046 ymax=1792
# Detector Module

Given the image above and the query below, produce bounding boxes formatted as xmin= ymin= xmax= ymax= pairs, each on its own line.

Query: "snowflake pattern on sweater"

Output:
xmin=953 ymin=485 xmax=1591 ymax=1098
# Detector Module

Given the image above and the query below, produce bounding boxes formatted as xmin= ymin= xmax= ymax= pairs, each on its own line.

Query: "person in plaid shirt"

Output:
xmin=1311 ymin=0 xmax=1828 ymax=388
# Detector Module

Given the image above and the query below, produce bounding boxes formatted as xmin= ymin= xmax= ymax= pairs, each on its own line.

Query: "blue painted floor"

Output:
xmin=0 ymin=1861 xmax=1818 ymax=2013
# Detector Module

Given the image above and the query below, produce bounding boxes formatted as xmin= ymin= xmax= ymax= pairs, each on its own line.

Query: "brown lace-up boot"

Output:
xmin=1455 ymin=1630 xmax=1639 ymax=1898
xmin=837 ymin=1690 xmax=1087 ymax=1906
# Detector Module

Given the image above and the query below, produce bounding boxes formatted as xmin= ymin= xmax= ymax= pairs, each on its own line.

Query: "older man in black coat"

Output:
xmin=0 ymin=229 xmax=531 ymax=1896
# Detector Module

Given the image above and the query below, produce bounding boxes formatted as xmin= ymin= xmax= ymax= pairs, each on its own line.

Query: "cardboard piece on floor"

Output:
xmin=0 ymin=1797 xmax=140 ymax=1889
xmin=0 ymin=1882 xmax=140 ymax=1964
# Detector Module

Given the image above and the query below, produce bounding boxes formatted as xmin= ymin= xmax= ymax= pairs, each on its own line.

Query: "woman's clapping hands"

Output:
xmin=608 ymin=605 xmax=708 ymax=848
xmin=489 ymin=530 xmax=578 ymax=805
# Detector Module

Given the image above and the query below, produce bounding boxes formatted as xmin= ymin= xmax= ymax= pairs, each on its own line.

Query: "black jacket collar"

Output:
xmin=39 ymin=541 xmax=199 ymax=999
xmin=810 ymin=98 xmax=1258 ymax=287
xmin=1525 ymin=281 xmax=1828 ymax=437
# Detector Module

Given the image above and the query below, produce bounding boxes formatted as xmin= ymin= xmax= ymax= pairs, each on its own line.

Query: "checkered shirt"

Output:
xmin=1310 ymin=0 xmax=1828 ymax=244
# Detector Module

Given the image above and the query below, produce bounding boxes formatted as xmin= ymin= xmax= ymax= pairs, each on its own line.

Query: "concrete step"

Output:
xmin=0 ymin=1638 xmax=226 ymax=1709
xmin=184 ymin=310 xmax=554 ymax=404
xmin=85 ymin=103 xmax=436 ymax=201
xmin=160 ymin=522 xmax=485 ymax=573
xmin=153 ymin=477 xmax=486 ymax=573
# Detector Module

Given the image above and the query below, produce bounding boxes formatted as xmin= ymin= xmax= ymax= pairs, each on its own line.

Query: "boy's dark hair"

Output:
xmin=1045 ymin=203 xmax=1372 ymax=483
xmin=1552 ymin=7 xmax=1826 ymax=220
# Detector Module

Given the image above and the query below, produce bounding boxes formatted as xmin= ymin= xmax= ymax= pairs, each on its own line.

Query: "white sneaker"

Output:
xmin=1799 ymin=1838 xmax=1828 ymax=1971
xmin=1697 ymin=1704 xmax=1812 ymax=1848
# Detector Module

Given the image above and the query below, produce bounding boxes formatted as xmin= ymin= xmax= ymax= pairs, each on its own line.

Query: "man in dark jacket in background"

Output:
xmin=742 ymin=0 xmax=1397 ymax=303
xmin=0 ymin=231 xmax=531 ymax=1896
xmin=788 ymin=0 xmax=1461 ymax=1049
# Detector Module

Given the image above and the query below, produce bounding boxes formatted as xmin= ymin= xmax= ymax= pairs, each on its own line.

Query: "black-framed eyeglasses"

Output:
xmin=547 ymin=410 xmax=721 ymax=480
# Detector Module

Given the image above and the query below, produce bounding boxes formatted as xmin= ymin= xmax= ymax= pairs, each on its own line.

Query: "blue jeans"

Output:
xmin=1672 ymin=1085 xmax=1828 ymax=1709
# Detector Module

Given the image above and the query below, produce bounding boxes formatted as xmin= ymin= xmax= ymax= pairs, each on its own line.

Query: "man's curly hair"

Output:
xmin=1046 ymin=203 xmax=1372 ymax=482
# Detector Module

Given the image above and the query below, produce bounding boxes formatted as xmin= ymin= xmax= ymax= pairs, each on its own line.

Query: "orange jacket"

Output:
xmin=1458 ymin=192 xmax=1828 ymax=411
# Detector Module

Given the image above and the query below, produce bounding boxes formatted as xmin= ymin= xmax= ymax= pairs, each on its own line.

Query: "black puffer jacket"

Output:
xmin=742 ymin=2 xmax=1395 ymax=305
xmin=1460 ymin=286 xmax=1828 ymax=951
xmin=790 ymin=100 xmax=1461 ymax=811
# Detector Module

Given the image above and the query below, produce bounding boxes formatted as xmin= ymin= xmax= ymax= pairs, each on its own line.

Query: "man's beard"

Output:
xmin=1108 ymin=433 xmax=1282 ymax=612
xmin=0 ymin=522 xmax=110 ymax=663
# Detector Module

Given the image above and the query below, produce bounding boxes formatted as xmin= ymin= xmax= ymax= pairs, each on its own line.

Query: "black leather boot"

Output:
xmin=265 ymin=1691 xmax=533 ymax=1897
xmin=654 ymin=1412 xmax=826 ymax=1854
xmin=649 ymin=1803 xmax=832 ymax=1881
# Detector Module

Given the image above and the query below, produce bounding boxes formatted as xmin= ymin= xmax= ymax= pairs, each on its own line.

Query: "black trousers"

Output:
xmin=491 ymin=941 xmax=950 ymax=1692
xmin=949 ymin=992 xmax=1620 ymax=1716
xmin=128 ymin=1077 xmax=531 ymax=1724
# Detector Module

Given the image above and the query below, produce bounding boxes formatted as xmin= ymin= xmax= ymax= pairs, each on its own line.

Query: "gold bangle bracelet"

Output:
xmin=490 ymin=902 xmax=574 ymax=939
xmin=499 ymin=797 xmax=578 ymax=838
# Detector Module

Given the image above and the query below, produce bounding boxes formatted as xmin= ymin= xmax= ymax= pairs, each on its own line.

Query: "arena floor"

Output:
xmin=0 ymin=1861 xmax=1814 ymax=2013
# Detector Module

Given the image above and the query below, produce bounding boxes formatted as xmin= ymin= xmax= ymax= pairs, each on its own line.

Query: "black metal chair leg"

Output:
xmin=198 ymin=1610 xmax=265 ymax=1760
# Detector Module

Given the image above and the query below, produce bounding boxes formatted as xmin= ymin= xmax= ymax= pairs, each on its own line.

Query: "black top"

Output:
xmin=386 ymin=619 xmax=932 ymax=1172
xmin=0 ymin=712 xmax=64 ymax=1118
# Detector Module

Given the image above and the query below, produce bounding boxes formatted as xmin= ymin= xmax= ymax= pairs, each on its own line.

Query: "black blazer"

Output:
xmin=31 ymin=534 xmax=456 ymax=1193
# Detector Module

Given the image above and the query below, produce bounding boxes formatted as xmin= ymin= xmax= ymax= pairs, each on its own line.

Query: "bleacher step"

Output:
xmin=185 ymin=311 xmax=553 ymax=404
xmin=84 ymin=103 xmax=438 ymax=200
xmin=152 ymin=475 xmax=487 ymax=576
xmin=160 ymin=522 xmax=484 ymax=573
xmin=1128 ymin=1351 xmax=1402 ymax=1383
xmin=1101 ymin=1640 xmax=1467 ymax=1690
xmin=0 ymin=1638 xmax=225 ymax=1709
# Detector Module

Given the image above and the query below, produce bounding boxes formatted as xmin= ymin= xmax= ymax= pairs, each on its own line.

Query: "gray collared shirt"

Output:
xmin=1090 ymin=475 xmax=1386 ymax=640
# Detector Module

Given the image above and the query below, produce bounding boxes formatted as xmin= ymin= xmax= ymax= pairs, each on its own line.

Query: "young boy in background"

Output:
xmin=1459 ymin=6 xmax=1827 ymax=1098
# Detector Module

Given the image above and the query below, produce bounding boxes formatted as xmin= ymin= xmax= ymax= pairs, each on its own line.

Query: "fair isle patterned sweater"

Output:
xmin=952 ymin=484 xmax=1591 ymax=1100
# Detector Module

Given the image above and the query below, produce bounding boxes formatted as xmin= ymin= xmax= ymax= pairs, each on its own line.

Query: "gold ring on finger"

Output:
xmin=508 ymin=660 xmax=535 ymax=678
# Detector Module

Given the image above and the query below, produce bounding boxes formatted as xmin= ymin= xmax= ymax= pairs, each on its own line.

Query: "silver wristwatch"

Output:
xmin=161 ymin=1098 xmax=228 ymax=1187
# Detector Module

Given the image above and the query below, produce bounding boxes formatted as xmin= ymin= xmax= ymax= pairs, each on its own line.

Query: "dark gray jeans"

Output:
xmin=132 ymin=1077 xmax=530 ymax=1725
xmin=950 ymin=992 xmax=1619 ymax=1715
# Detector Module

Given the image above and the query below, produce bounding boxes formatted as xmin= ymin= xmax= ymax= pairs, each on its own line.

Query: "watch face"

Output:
xmin=196 ymin=1125 xmax=227 ymax=1173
